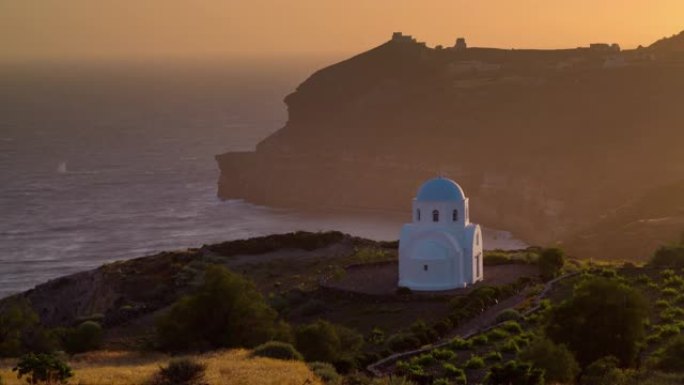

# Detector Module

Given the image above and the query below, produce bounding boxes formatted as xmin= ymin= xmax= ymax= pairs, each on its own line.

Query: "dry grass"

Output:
xmin=0 ymin=349 xmax=323 ymax=385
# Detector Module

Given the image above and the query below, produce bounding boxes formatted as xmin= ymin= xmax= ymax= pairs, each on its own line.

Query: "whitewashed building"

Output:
xmin=398 ymin=177 xmax=484 ymax=290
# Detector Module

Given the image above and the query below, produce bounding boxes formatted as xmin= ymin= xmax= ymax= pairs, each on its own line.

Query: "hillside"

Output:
xmin=0 ymin=350 xmax=323 ymax=385
xmin=216 ymin=31 xmax=684 ymax=260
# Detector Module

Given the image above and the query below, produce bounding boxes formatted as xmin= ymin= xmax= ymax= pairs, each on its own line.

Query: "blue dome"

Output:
xmin=416 ymin=177 xmax=465 ymax=201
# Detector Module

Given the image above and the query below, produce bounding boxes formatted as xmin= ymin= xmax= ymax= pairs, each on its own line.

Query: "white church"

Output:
xmin=398 ymin=177 xmax=484 ymax=291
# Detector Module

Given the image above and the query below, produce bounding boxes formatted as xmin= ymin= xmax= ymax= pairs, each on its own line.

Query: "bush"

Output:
xmin=12 ymin=353 xmax=73 ymax=385
xmin=471 ymin=334 xmax=489 ymax=346
xmin=0 ymin=299 xmax=57 ymax=357
xmin=62 ymin=321 xmax=102 ymax=354
xmin=580 ymin=356 xmax=630 ymax=385
xmin=519 ymin=337 xmax=579 ymax=384
xmin=650 ymin=246 xmax=684 ymax=269
xmin=634 ymin=274 xmax=652 ymax=285
xmin=156 ymin=265 xmax=283 ymax=351
xmin=309 ymin=362 xmax=341 ymax=385
xmin=655 ymin=299 xmax=671 ymax=309
xmin=663 ymin=275 xmax=684 ymax=288
xmin=495 ymin=309 xmax=522 ymax=323
xmin=485 ymin=351 xmax=503 ymax=362
xmin=465 ymin=355 xmax=485 ymax=369
xmin=660 ymin=307 xmax=684 ymax=322
xmin=295 ymin=320 xmax=363 ymax=364
xmin=449 ymin=337 xmax=472 ymax=350
xmin=539 ymin=248 xmax=565 ymax=281
xmin=387 ymin=333 xmax=421 ymax=352
xmin=433 ymin=379 xmax=451 ymax=385
xmin=501 ymin=339 xmax=520 ymax=354
xmin=487 ymin=328 xmax=509 ymax=341
xmin=484 ymin=252 xmax=512 ymax=266
xmin=148 ymin=358 xmax=207 ymax=385
xmin=410 ymin=320 xmax=438 ymax=345
xmin=412 ymin=353 xmax=436 ymax=367
xmin=546 ymin=277 xmax=648 ymax=367
xmin=486 ymin=361 xmax=544 ymax=385
xmin=500 ymin=321 xmax=523 ymax=334
xmin=433 ymin=349 xmax=456 ymax=361
xmin=655 ymin=335 xmax=684 ymax=372
xmin=252 ymin=341 xmax=303 ymax=361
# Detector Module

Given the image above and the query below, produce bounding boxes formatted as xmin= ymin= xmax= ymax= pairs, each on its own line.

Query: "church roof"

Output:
xmin=416 ymin=177 xmax=466 ymax=202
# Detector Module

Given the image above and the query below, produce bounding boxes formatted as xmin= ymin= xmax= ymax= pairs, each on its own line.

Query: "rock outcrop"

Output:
xmin=217 ymin=32 xmax=684 ymax=260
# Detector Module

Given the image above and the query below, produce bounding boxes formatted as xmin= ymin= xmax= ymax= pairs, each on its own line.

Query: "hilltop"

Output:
xmin=216 ymin=30 xmax=684 ymax=261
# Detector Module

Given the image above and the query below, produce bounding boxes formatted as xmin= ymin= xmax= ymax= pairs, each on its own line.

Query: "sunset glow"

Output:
xmin=1 ymin=0 xmax=683 ymax=60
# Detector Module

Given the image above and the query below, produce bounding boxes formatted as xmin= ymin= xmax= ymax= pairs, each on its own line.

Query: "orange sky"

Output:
xmin=1 ymin=0 xmax=683 ymax=61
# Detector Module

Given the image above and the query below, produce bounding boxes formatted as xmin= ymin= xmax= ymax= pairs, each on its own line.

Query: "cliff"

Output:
xmin=216 ymin=32 xmax=684 ymax=260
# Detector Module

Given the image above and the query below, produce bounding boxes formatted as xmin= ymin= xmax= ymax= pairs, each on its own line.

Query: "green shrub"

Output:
xmin=659 ymin=324 xmax=681 ymax=338
xmin=252 ymin=341 xmax=303 ymax=361
xmin=368 ymin=328 xmax=385 ymax=345
xmin=12 ymin=353 xmax=73 ymax=385
xmin=387 ymin=333 xmax=421 ymax=352
xmin=656 ymin=299 xmax=671 ymax=309
xmin=411 ymin=353 xmax=436 ymax=367
xmin=471 ymin=334 xmax=489 ymax=346
xmin=487 ymin=328 xmax=509 ymax=341
xmin=500 ymin=339 xmax=520 ymax=354
xmin=148 ymin=358 xmax=207 ymax=385
xmin=539 ymin=248 xmax=565 ymax=281
xmin=433 ymin=379 xmax=450 ymax=385
xmin=62 ymin=321 xmax=103 ymax=354
xmin=580 ymin=356 xmax=630 ymax=385
xmin=295 ymin=320 xmax=363 ymax=364
xmin=156 ymin=265 xmax=283 ymax=351
xmin=546 ymin=277 xmax=648 ymax=367
xmin=465 ymin=355 xmax=485 ymax=370
xmin=0 ymin=299 xmax=57 ymax=357
xmin=634 ymin=274 xmax=652 ymax=285
xmin=433 ymin=349 xmax=456 ymax=361
xmin=650 ymin=246 xmax=684 ymax=269
xmin=675 ymin=295 xmax=684 ymax=305
xmin=495 ymin=309 xmax=521 ymax=323
xmin=646 ymin=332 xmax=662 ymax=345
xmin=655 ymin=335 xmax=684 ymax=372
xmin=309 ymin=362 xmax=341 ymax=385
xmin=484 ymin=252 xmax=512 ymax=266
xmin=500 ymin=321 xmax=522 ymax=334
xmin=512 ymin=336 xmax=530 ymax=349
xmin=433 ymin=320 xmax=453 ymax=337
xmin=410 ymin=320 xmax=438 ymax=345
xmin=449 ymin=337 xmax=472 ymax=350
xmin=486 ymin=360 xmax=544 ymax=385
xmin=661 ymin=269 xmax=677 ymax=279
xmin=485 ymin=351 xmax=503 ymax=362
xmin=519 ymin=337 xmax=579 ymax=384
xmin=662 ymin=287 xmax=679 ymax=297
xmin=661 ymin=307 xmax=684 ymax=322
xmin=663 ymin=275 xmax=684 ymax=288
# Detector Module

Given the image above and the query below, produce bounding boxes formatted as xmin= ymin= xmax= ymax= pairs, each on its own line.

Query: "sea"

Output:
xmin=0 ymin=57 xmax=526 ymax=299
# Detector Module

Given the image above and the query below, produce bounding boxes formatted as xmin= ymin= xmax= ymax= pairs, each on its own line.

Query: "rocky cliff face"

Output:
xmin=217 ymin=32 xmax=684 ymax=260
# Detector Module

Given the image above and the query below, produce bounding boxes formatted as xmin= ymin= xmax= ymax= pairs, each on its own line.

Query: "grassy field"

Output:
xmin=0 ymin=349 xmax=323 ymax=385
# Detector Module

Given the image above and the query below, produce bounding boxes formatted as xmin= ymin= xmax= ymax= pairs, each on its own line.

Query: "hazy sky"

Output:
xmin=1 ymin=0 xmax=683 ymax=61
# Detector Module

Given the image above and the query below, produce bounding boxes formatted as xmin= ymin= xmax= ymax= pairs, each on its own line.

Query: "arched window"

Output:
xmin=416 ymin=209 xmax=421 ymax=221
xmin=432 ymin=210 xmax=439 ymax=222
xmin=452 ymin=209 xmax=458 ymax=222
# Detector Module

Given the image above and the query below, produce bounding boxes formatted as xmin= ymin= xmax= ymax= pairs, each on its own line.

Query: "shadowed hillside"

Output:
xmin=217 ymin=31 xmax=684 ymax=260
